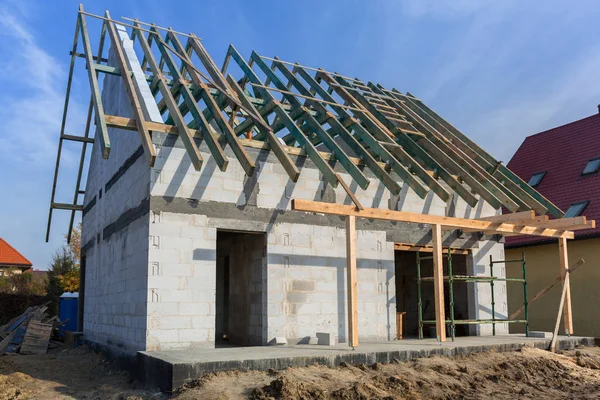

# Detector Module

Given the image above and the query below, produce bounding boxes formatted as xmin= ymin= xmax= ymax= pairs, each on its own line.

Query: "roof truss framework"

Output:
xmin=49 ymin=7 xmax=566 ymax=242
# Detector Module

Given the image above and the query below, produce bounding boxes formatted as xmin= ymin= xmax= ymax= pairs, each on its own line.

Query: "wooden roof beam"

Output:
xmin=292 ymin=199 xmax=573 ymax=238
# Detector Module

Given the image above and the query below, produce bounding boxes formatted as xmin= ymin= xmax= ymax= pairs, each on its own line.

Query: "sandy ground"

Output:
xmin=2 ymin=345 xmax=600 ymax=399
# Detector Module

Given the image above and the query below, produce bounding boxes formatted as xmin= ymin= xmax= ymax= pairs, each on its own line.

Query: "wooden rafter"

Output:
xmin=105 ymin=11 xmax=156 ymax=167
xmin=48 ymin=8 xmax=571 ymax=241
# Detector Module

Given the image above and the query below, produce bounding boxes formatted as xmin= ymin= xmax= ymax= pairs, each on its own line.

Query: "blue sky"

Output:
xmin=1 ymin=0 xmax=600 ymax=270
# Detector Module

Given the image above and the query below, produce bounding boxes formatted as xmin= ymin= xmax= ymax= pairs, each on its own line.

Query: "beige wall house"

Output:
xmin=505 ymin=112 xmax=600 ymax=338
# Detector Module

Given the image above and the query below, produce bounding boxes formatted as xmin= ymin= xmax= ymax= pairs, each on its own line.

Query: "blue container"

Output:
xmin=59 ymin=292 xmax=79 ymax=333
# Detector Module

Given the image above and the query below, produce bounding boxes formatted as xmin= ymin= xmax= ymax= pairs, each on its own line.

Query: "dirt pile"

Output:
xmin=178 ymin=346 xmax=600 ymax=400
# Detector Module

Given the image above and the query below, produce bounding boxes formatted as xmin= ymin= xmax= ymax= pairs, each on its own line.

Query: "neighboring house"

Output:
xmin=0 ymin=237 xmax=33 ymax=276
xmin=505 ymin=111 xmax=600 ymax=337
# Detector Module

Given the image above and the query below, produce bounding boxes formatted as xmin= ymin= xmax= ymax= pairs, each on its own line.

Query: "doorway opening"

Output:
xmin=215 ymin=230 xmax=266 ymax=347
xmin=395 ymin=249 xmax=470 ymax=338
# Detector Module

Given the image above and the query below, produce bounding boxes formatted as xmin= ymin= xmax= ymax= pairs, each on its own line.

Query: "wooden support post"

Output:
xmin=558 ymin=237 xmax=573 ymax=335
xmin=346 ymin=215 xmax=359 ymax=348
xmin=432 ymin=224 xmax=446 ymax=342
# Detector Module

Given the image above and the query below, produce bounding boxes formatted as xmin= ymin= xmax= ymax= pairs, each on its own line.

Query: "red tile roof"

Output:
xmin=505 ymin=113 xmax=600 ymax=247
xmin=0 ymin=237 xmax=32 ymax=267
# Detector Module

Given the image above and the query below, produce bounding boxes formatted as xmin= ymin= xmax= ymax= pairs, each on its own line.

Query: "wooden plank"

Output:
xmin=346 ymin=215 xmax=359 ymax=347
xmin=19 ymin=321 xmax=52 ymax=355
xmin=105 ymin=114 xmax=380 ymax=169
xmin=558 ymin=237 xmax=573 ymax=335
xmin=431 ymin=224 xmax=446 ymax=342
xmin=396 ymin=312 xmax=406 ymax=340
xmin=105 ymin=11 xmax=156 ymax=166
xmin=394 ymin=243 xmax=470 ymax=254
xmin=507 ymin=220 xmax=592 ymax=236
xmin=78 ymin=5 xmax=110 ymax=159
xmin=479 ymin=211 xmax=536 ymax=222
xmin=510 ymin=258 xmax=584 ymax=320
xmin=471 ymin=217 xmax=594 ymax=236
xmin=291 ymin=199 xmax=574 ymax=239
xmin=167 ymin=30 xmax=255 ymax=176
xmin=550 ymin=269 xmax=570 ymax=352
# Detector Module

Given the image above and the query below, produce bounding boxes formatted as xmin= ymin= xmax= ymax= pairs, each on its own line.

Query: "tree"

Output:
xmin=66 ymin=222 xmax=81 ymax=268
xmin=46 ymin=247 xmax=77 ymax=314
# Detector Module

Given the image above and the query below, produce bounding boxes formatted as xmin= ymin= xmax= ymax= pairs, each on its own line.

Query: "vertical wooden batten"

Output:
xmin=432 ymin=223 xmax=446 ymax=342
xmin=558 ymin=237 xmax=573 ymax=335
xmin=346 ymin=215 xmax=359 ymax=348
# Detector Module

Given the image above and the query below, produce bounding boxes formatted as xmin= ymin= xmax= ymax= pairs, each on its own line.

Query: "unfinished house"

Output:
xmin=47 ymin=8 xmax=595 ymax=384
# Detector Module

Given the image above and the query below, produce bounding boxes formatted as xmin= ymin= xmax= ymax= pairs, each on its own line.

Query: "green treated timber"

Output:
xmin=236 ymin=101 xmax=284 ymax=137
xmin=405 ymin=91 xmax=564 ymax=218
xmin=294 ymin=67 xmax=430 ymax=199
xmin=250 ymin=52 xmax=369 ymax=190
xmin=314 ymin=71 xmax=438 ymax=199
xmin=226 ymin=45 xmax=339 ymax=187
xmin=167 ymin=30 xmax=255 ymax=176
xmin=334 ymin=75 xmax=475 ymax=205
xmin=388 ymin=88 xmax=550 ymax=215
xmin=368 ymin=83 xmax=520 ymax=212
xmin=319 ymin=71 xmax=451 ymax=201
xmin=106 ymin=12 xmax=156 ymax=167
xmin=150 ymin=26 xmax=223 ymax=171
xmin=132 ymin=22 xmax=208 ymax=170
xmin=271 ymin=60 xmax=401 ymax=195
xmin=226 ymin=74 xmax=300 ymax=182
xmin=78 ymin=9 xmax=110 ymax=159
xmin=188 ymin=35 xmax=229 ymax=92
xmin=343 ymin=77 xmax=501 ymax=209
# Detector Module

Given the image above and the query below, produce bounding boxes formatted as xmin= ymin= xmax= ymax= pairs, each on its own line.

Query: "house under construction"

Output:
xmin=47 ymin=6 xmax=594 ymax=366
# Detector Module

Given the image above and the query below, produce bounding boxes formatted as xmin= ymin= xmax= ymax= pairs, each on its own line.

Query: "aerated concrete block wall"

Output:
xmin=81 ymin=26 xmax=164 ymax=353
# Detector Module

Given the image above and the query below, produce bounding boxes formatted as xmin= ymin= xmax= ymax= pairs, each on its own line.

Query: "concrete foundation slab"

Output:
xmin=138 ymin=334 xmax=594 ymax=392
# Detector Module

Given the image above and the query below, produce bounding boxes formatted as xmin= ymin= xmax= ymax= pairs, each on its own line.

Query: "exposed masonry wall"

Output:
xmin=81 ymin=26 xmax=161 ymax=353
xmin=145 ymin=130 xmax=508 ymax=349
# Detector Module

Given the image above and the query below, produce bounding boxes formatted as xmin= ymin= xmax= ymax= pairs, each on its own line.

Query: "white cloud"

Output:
xmin=0 ymin=4 xmax=84 ymax=166
xmin=465 ymin=46 xmax=600 ymax=161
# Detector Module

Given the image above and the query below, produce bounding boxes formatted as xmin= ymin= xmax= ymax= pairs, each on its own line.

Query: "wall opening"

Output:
xmin=395 ymin=250 xmax=470 ymax=338
xmin=215 ymin=230 xmax=266 ymax=347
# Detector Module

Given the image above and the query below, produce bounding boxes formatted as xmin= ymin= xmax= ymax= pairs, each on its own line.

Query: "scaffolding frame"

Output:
xmin=417 ymin=250 xmax=529 ymax=341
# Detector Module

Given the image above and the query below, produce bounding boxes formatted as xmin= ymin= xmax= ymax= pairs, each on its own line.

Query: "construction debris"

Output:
xmin=0 ymin=303 xmax=67 ymax=356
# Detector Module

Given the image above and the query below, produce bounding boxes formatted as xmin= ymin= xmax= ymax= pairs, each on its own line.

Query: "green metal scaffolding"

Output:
xmin=417 ymin=250 xmax=529 ymax=341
